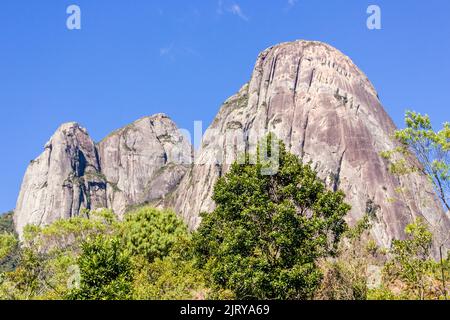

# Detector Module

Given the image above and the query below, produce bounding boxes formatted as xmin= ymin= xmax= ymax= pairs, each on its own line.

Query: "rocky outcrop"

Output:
xmin=14 ymin=115 xmax=191 ymax=237
xmin=14 ymin=40 xmax=450 ymax=252
xmin=14 ymin=123 xmax=107 ymax=236
xmin=97 ymin=114 xmax=192 ymax=217
xmin=171 ymin=40 xmax=450 ymax=251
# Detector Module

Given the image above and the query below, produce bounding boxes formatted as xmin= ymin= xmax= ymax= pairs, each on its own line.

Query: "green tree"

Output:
xmin=121 ymin=207 xmax=189 ymax=262
xmin=0 ymin=247 xmax=49 ymax=300
xmin=193 ymin=136 xmax=351 ymax=300
xmin=132 ymin=238 xmax=207 ymax=300
xmin=382 ymin=111 xmax=450 ymax=211
xmin=0 ymin=212 xmax=15 ymax=234
xmin=67 ymin=236 xmax=133 ymax=300
xmin=316 ymin=215 xmax=380 ymax=300
xmin=384 ymin=219 xmax=434 ymax=300
xmin=0 ymin=212 xmax=20 ymax=273
xmin=0 ymin=234 xmax=18 ymax=264
xmin=381 ymin=111 xmax=450 ymax=298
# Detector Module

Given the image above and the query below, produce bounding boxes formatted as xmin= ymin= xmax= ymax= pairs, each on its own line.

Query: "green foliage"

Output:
xmin=0 ymin=234 xmax=18 ymax=262
xmin=0 ymin=212 xmax=14 ymax=234
xmin=193 ymin=136 xmax=350 ymax=300
xmin=0 ymin=248 xmax=49 ymax=300
xmin=0 ymin=207 xmax=206 ymax=300
xmin=0 ymin=212 xmax=20 ymax=274
xmin=126 ymin=209 xmax=206 ymax=300
xmin=367 ymin=286 xmax=398 ymax=300
xmin=383 ymin=219 xmax=435 ymax=300
xmin=121 ymin=207 xmax=188 ymax=262
xmin=0 ymin=209 xmax=118 ymax=300
xmin=316 ymin=214 xmax=380 ymax=300
xmin=132 ymin=254 xmax=206 ymax=300
xmin=383 ymin=111 xmax=450 ymax=211
xmin=23 ymin=209 xmax=118 ymax=253
xmin=67 ymin=236 xmax=133 ymax=300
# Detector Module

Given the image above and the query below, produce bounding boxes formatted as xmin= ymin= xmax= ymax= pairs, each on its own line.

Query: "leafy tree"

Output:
xmin=0 ymin=212 xmax=15 ymax=234
xmin=121 ymin=207 xmax=189 ymax=262
xmin=1 ymin=207 xmax=201 ymax=300
xmin=383 ymin=219 xmax=434 ymax=300
xmin=132 ymin=240 xmax=206 ymax=300
xmin=193 ymin=136 xmax=351 ymax=300
xmin=0 ymin=210 xmax=120 ymax=300
xmin=121 ymin=207 xmax=206 ymax=300
xmin=381 ymin=111 xmax=450 ymax=211
xmin=23 ymin=209 xmax=118 ymax=253
xmin=67 ymin=236 xmax=133 ymax=300
xmin=381 ymin=111 xmax=450 ymax=298
xmin=0 ymin=247 xmax=49 ymax=300
xmin=0 ymin=212 xmax=20 ymax=273
xmin=316 ymin=215 xmax=380 ymax=300
xmin=0 ymin=234 xmax=18 ymax=265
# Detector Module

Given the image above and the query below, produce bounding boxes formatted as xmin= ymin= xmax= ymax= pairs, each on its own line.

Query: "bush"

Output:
xmin=121 ymin=207 xmax=189 ymax=262
xmin=67 ymin=236 xmax=133 ymax=300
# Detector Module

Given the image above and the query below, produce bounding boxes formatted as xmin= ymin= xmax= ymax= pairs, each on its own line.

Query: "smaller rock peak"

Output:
xmin=151 ymin=113 xmax=170 ymax=120
xmin=133 ymin=113 xmax=171 ymax=125
xmin=261 ymin=40 xmax=341 ymax=55
xmin=58 ymin=121 xmax=79 ymax=129
xmin=56 ymin=122 xmax=88 ymax=135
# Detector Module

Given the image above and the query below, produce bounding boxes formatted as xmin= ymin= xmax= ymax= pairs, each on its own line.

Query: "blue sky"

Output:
xmin=0 ymin=0 xmax=449 ymax=213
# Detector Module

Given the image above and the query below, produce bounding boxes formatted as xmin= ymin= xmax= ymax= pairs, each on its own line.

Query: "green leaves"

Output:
xmin=383 ymin=111 xmax=450 ymax=211
xmin=0 ymin=234 xmax=18 ymax=262
xmin=121 ymin=207 xmax=189 ymax=262
xmin=1 ymin=206 xmax=205 ymax=300
xmin=67 ymin=236 xmax=133 ymax=300
xmin=384 ymin=219 xmax=434 ymax=300
xmin=194 ymin=136 xmax=350 ymax=300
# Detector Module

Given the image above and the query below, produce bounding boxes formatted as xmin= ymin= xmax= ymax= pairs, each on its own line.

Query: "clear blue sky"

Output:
xmin=0 ymin=0 xmax=449 ymax=213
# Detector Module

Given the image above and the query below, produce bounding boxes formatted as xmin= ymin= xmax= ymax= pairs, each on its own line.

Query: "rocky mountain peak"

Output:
xmin=97 ymin=113 xmax=192 ymax=216
xmin=14 ymin=114 xmax=191 ymax=237
xmin=14 ymin=121 xmax=106 ymax=237
xmin=170 ymin=40 xmax=450 ymax=251
xmin=13 ymin=40 xmax=450 ymax=253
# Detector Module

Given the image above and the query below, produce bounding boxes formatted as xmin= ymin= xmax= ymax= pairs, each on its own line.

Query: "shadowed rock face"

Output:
xmin=14 ymin=115 xmax=192 ymax=237
xmin=171 ymin=40 xmax=450 ymax=251
xmin=97 ymin=114 xmax=192 ymax=217
xmin=14 ymin=122 xmax=107 ymax=236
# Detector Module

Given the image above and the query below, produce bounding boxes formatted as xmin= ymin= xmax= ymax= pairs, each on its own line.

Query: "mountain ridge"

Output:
xmin=13 ymin=40 xmax=450 ymax=253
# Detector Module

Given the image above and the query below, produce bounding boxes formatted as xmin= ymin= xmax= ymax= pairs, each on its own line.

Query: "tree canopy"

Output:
xmin=193 ymin=136 xmax=351 ymax=299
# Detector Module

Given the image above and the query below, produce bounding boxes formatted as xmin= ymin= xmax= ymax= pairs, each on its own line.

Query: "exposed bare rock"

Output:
xmin=14 ymin=114 xmax=192 ymax=237
xmin=97 ymin=114 xmax=192 ymax=217
xmin=171 ymin=40 xmax=450 ymax=251
xmin=14 ymin=123 xmax=106 ymax=237
xmin=13 ymin=40 xmax=450 ymax=253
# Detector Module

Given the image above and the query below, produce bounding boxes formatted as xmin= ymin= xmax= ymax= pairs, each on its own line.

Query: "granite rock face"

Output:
xmin=14 ymin=123 xmax=107 ymax=236
xmin=171 ymin=40 xmax=450 ymax=250
xmin=14 ymin=115 xmax=191 ymax=237
xmin=97 ymin=114 xmax=192 ymax=217
xmin=14 ymin=40 xmax=450 ymax=252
